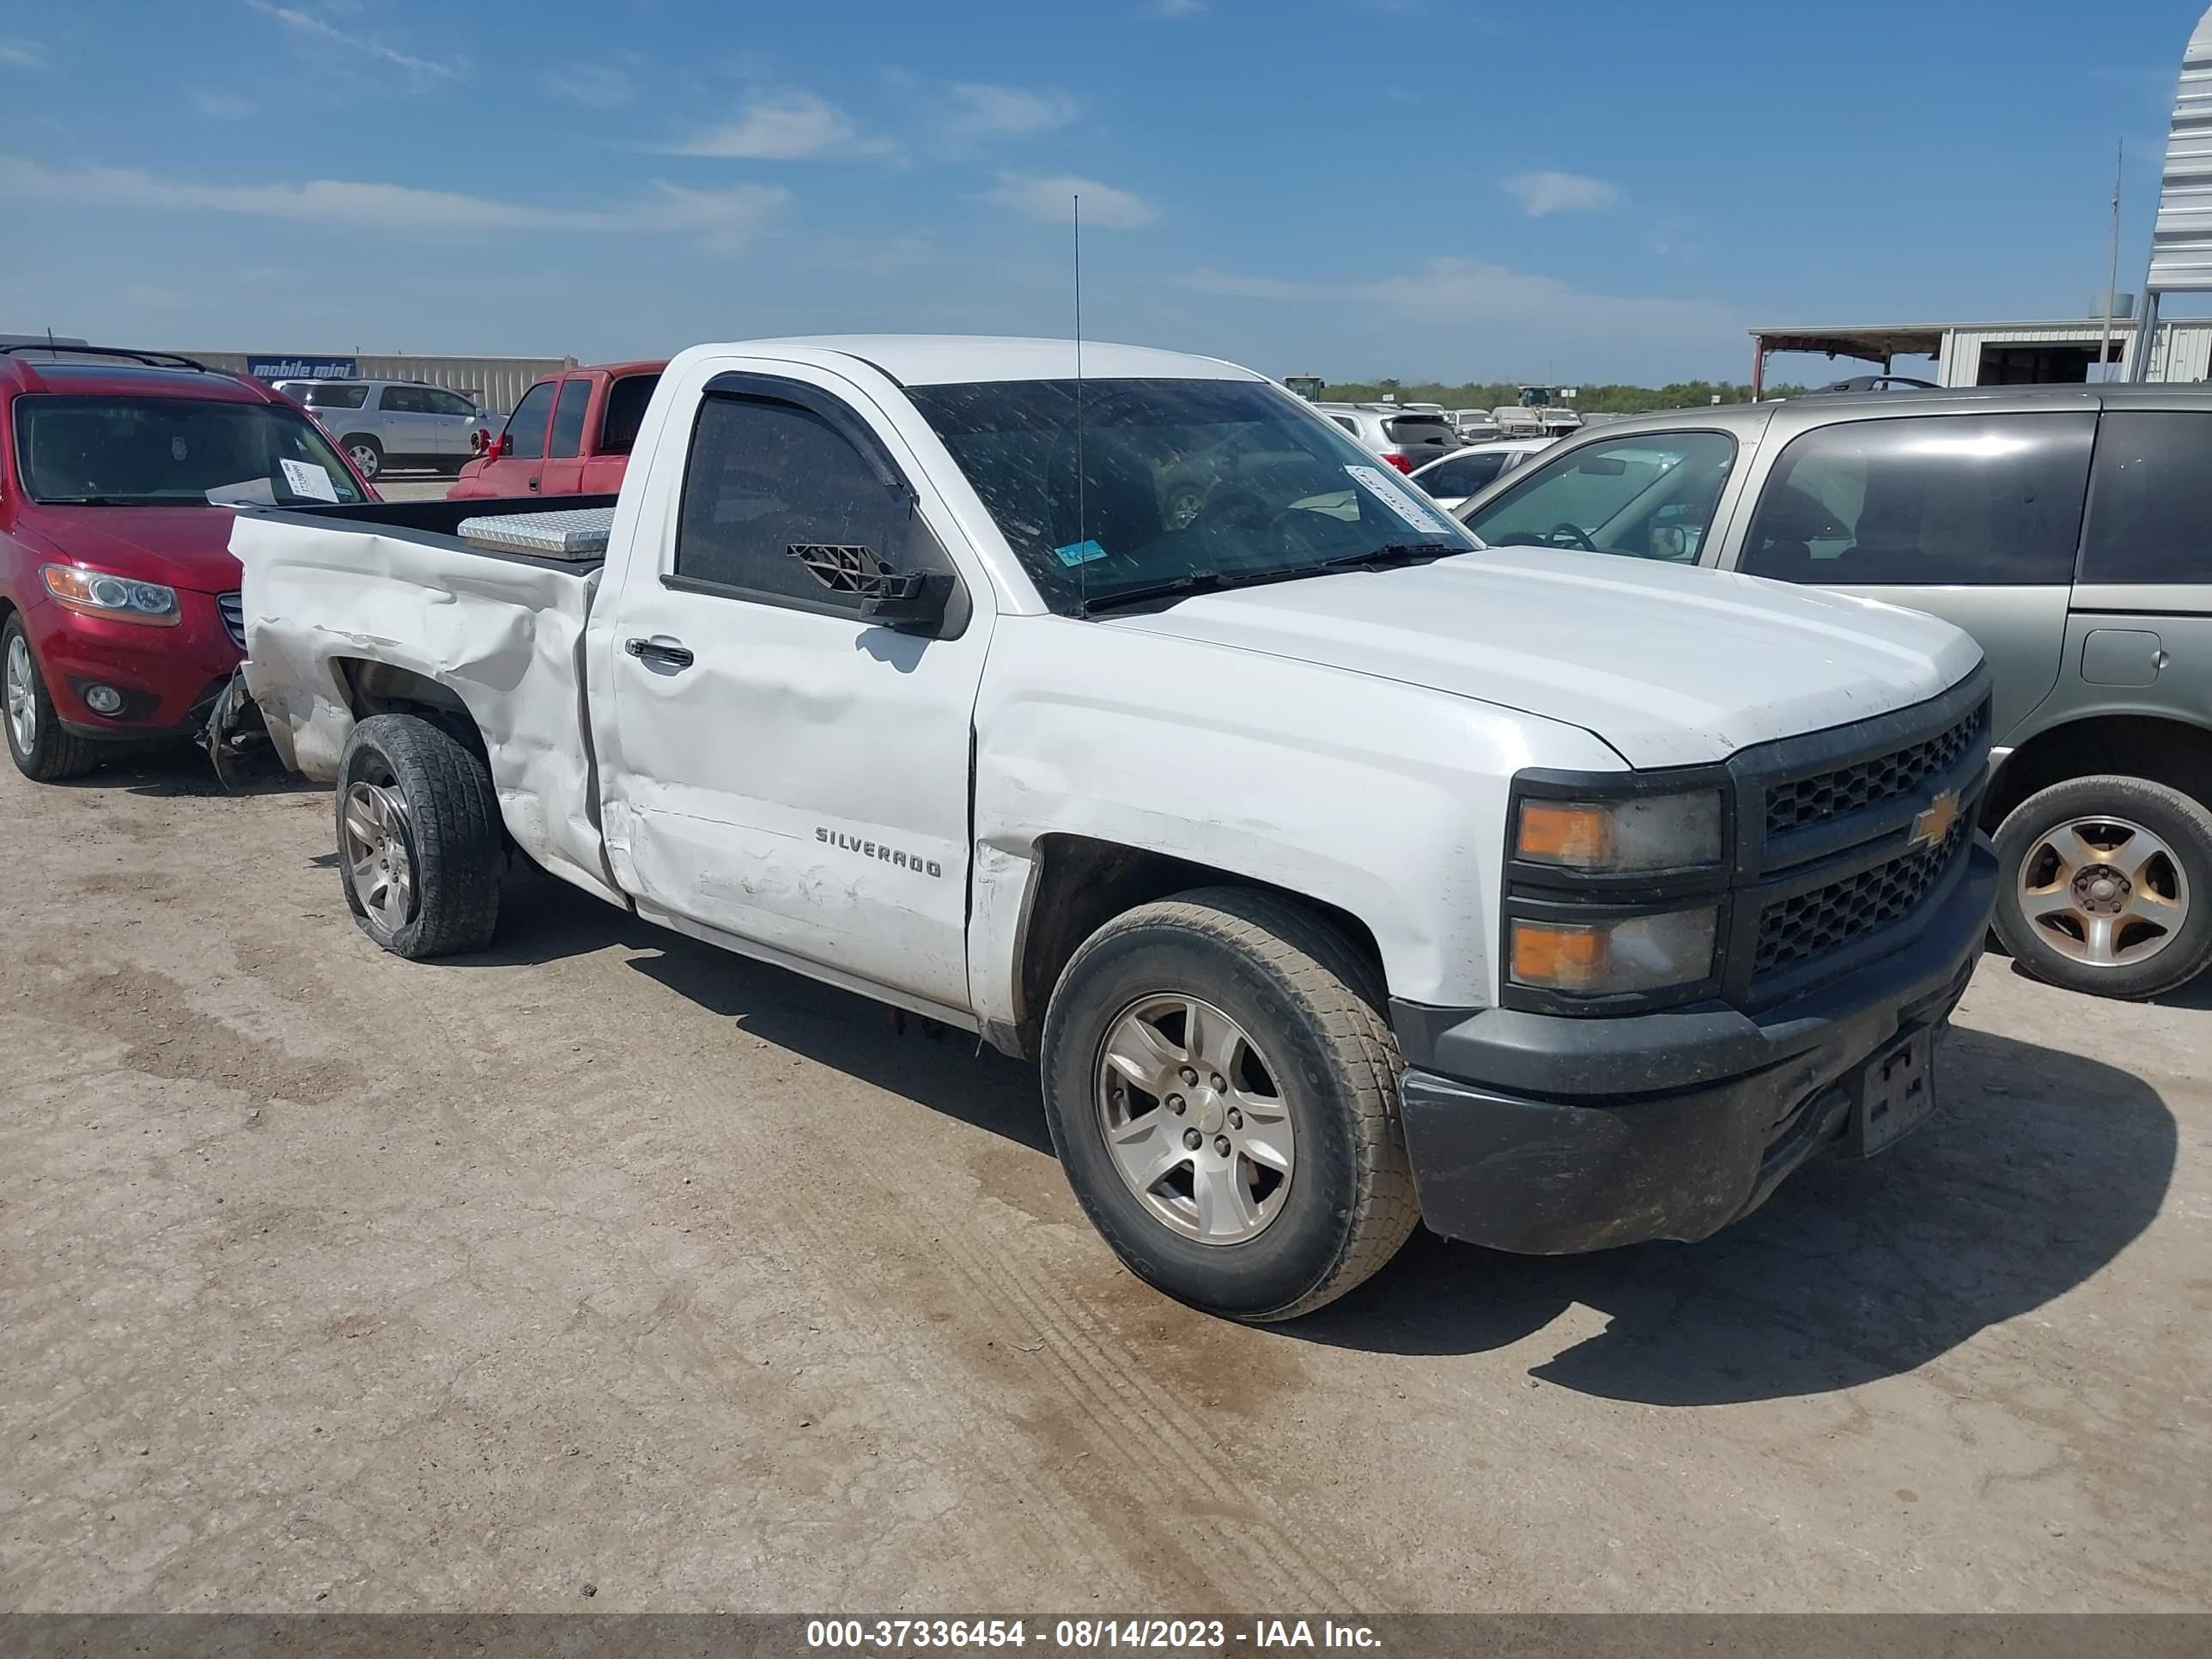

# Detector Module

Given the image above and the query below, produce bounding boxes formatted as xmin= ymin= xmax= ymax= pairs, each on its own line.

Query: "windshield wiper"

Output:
xmin=1316 ymin=541 xmax=1462 ymax=571
xmin=1079 ymin=570 xmax=1241 ymax=616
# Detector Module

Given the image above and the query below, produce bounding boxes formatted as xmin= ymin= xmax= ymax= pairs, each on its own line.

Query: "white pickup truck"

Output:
xmin=230 ymin=335 xmax=1997 ymax=1322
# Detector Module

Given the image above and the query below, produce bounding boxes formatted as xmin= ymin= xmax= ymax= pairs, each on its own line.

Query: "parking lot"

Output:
xmin=3 ymin=740 xmax=2206 ymax=1613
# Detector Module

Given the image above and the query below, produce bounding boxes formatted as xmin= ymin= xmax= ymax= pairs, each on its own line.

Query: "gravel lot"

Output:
xmin=2 ymin=733 xmax=2207 ymax=1613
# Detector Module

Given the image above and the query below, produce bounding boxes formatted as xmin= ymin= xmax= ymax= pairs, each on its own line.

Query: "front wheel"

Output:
xmin=1991 ymin=775 xmax=2212 ymax=999
xmin=1040 ymin=887 xmax=1419 ymax=1322
xmin=336 ymin=714 xmax=502 ymax=959
xmin=3 ymin=615 xmax=99 ymax=782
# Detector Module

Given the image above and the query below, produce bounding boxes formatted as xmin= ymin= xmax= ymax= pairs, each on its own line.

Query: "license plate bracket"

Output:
xmin=1845 ymin=1028 xmax=1938 ymax=1159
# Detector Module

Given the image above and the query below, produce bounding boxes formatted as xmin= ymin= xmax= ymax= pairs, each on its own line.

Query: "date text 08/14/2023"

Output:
xmin=804 ymin=1619 xmax=1382 ymax=1650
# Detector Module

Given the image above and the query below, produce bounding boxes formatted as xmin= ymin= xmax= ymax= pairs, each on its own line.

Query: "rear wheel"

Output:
xmin=1040 ymin=887 xmax=1418 ymax=1322
xmin=342 ymin=435 xmax=384 ymax=482
xmin=336 ymin=714 xmax=502 ymax=959
xmin=1992 ymin=775 xmax=2212 ymax=999
xmin=3 ymin=615 xmax=99 ymax=782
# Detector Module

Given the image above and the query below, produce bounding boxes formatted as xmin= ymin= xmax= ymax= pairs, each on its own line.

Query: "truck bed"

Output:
xmin=231 ymin=494 xmax=624 ymax=908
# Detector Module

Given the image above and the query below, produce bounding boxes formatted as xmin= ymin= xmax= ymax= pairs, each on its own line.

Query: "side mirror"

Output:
xmin=787 ymin=542 xmax=950 ymax=636
xmin=470 ymin=429 xmax=490 ymax=456
xmin=495 ymin=432 xmax=514 ymax=459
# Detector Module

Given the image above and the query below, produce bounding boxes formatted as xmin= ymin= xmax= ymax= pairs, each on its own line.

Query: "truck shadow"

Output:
xmin=464 ymin=880 xmax=2175 ymax=1405
xmin=1292 ymin=1027 xmax=2176 ymax=1402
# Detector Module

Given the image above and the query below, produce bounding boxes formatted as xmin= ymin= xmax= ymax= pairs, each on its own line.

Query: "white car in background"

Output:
xmin=1409 ymin=438 xmax=1553 ymax=512
xmin=1310 ymin=403 xmax=1460 ymax=473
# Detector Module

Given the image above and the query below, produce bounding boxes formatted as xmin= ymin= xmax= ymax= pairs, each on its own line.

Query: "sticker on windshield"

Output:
xmin=1345 ymin=465 xmax=1452 ymax=534
xmin=1054 ymin=538 xmax=1109 ymax=568
xmin=279 ymin=458 xmax=341 ymax=502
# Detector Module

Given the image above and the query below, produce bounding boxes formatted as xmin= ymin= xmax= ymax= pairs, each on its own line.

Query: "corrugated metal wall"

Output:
xmin=1938 ymin=323 xmax=2212 ymax=386
xmin=179 ymin=351 xmax=573 ymax=413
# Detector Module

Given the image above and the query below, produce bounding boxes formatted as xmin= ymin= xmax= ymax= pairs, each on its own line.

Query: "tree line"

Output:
xmin=1314 ymin=378 xmax=1809 ymax=413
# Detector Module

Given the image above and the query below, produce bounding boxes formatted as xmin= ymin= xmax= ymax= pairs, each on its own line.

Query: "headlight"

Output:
xmin=42 ymin=565 xmax=180 ymax=627
xmin=1515 ymin=789 xmax=1723 ymax=873
xmin=1510 ymin=906 xmax=1719 ymax=996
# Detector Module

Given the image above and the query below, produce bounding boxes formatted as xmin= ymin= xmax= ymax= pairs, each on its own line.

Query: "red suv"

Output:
xmin=1 ymin=346 xmax=372 ymax=781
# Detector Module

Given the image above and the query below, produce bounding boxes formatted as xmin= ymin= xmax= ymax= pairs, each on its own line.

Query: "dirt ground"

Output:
xmin=1 ymin=742 xmax=2207 ymax=1616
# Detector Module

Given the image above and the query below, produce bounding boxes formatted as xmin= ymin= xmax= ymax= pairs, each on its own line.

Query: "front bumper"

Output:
xmin=1392 ymin=838 xmax=1997 ymax=1255
xmin=27 ymin=592 xmax=242 ymax=741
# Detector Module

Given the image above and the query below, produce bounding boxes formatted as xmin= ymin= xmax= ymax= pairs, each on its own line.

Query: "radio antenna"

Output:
xmin=1073 ymin=191 xmax=1088 ymax=610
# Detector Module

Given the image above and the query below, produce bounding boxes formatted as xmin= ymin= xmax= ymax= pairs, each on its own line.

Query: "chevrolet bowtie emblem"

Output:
xmin=1910 ymin=789 xmax=1960 ymax=851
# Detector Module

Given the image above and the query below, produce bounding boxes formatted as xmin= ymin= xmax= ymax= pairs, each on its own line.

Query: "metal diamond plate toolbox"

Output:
xmin=456 ymin=507 xmax=613 ymax=560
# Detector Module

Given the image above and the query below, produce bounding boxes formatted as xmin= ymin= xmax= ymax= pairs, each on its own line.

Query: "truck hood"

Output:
xmin=17 ymin=506 xmax=246 ymax=595
xmin=1097 ymin=547 xmax=1984 ymax=769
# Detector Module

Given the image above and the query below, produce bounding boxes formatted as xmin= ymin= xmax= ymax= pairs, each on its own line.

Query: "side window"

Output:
xmin=381 ymin=385 xmax=430 ymax=414
xmin=2079 ymin=410 xmax=2212 ymax=583
xmin=549 ymin=379 xmax=592 ymax=459
xmin=1463 ymin=431 xmax=1735 ymax=561
xmin=423 ymin=387 xmax=476 ymax=417
xmin=1741 ymin=413 xmax=2093 ymax=586
xmin=673 ymin=394 xmax=920 ymax=611
xmin=1330 ymin=416 xmax=1358 ymax=434
xmin=504 ymin=382 xmax=556 ymax=459
xmin=599 ymin=374 xmax=659 ymax=455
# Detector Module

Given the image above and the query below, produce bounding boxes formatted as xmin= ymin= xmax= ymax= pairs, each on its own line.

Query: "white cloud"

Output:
xmin=1 ymin=38 xmax=46 ymax=69
xmin=986 ymin=173 xmax=1154 ymax=229
xmin=244 ymin=0 xmax=463 ymax=83
xmin=544 ymin=63 xmax=634 ymax=108
xmin=1155 ymin=0 xmax=1205 ymax=15
xmin=192 ymin=88 xmax=258 ymax=119
xmin=1181 ymin=257 xmax=1736 ymax=341
xmin=0 ymin=156 xmax=786 ymax=254
xmin=665 ymin=91 xmax=892 ymax=160
xmin=1502 ymin=170 xmax=1622 ymax=216
xmin=943 ymin=82 xmax=1078 ymax=137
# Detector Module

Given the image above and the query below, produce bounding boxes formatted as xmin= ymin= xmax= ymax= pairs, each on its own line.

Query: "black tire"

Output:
xmin=341 ymin=434 xmax=383 ymax=482
xmin=1992 ymin=774 xmax=2212 ymax=1000
xmin=1039 ymin=886 xmax=1419 ymax=1322
xmin=2 ymin=613 xmax=100 ymax=782
xmin=335 ymin=713 xmax=502 ymax=959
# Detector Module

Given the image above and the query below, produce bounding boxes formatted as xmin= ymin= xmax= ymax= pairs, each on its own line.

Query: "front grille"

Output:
xmin=1753 ymin=818 xmax=1970 ymax=977
xmin=217 ymin=592 xmax=245 ymax=650
xmin=1764 ymin=702 xmax=1988 ymax=839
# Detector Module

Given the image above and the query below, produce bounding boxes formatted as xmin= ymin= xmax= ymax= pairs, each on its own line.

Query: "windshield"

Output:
xmin=907 ymin=377 xmax=1476 ymax=613
xmin=15 ymin=395 xmax=368 ymax=507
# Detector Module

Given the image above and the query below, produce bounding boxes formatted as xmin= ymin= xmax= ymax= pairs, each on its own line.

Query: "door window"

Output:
xmin=1462 ymin=431 xmax=1735 ymax=561
xmin=299 ymin=383 xmax=368 ymax=410
xmin=2078 ymin=410 xmax=2212 ymax=583
xmin=422 ymin=387 xmax=477 ymax=418
xmin=1741 ymin=413 xmax=2093 ymax=586
xmin=503 ymin=382 xmax=556 ymax=459
xmin=600 ymin=374 xmax=660 ymax=454
xmin=674 ymin=394 xmax=921 ymax=611
xmin=380 ymin=385 xmax=433 ymax=414
xmin=550 ymin=379 xmax=592 ymax=459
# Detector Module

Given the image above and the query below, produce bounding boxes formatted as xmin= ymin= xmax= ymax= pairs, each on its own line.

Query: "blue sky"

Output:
xmin=2 ymin=0 xmax=2207 ymax=385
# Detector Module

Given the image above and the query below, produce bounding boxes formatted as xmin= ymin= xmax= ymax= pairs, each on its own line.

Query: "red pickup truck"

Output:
xmin=447 ymin=360 xmax=665 ymax=500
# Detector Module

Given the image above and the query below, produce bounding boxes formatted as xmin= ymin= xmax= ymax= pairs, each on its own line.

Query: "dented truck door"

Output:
xmin=591 ymin=360 xmax=991 ymax=1013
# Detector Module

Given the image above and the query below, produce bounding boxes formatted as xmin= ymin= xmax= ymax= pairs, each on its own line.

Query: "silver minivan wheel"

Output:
xmin=2015 ymin=815 xmax=2188 ymax=968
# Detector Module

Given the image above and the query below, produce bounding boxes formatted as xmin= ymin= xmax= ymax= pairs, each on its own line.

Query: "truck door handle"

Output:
xmin=526 ymin=477 xmax=540 ymax=492
xmin=625 ymin=635 xmax=694 ymax=671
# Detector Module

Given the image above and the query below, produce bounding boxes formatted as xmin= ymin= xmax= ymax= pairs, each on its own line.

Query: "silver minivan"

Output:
xmin=1312 ymin=403 xmax=1460 ymax=472
xmin=1456 ymin=384 xmax=2212 ymax=1000
xmin=274 ymin=379 xmax=495 ymax=481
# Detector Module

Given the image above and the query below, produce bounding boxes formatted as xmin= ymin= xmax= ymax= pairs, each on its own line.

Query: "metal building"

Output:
xmin=175 ymin=350 xmax=576 ymax=414
xmin=1746 ymin=317 xmax=2212 ymax=398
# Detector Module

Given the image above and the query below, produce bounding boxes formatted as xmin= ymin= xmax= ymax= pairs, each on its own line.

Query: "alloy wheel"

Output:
xmin=5 ymin=633 xmax=36 ymax=756
xmin=2016 ymin=815 xmax=2189 ymax=968
xmin=1093 ymin=994 xmax=1294 ymax=1244
xmin=341 ymin=776 xmax=416 ymax=933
